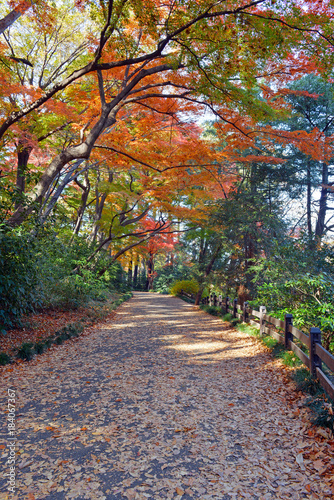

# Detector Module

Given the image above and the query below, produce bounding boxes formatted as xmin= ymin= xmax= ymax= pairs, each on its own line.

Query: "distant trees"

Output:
xmin=279 ymin=75 xmax=334 ymax=240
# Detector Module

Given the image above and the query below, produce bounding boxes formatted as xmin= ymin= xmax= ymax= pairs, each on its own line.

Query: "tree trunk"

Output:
xmin=133 ymin=263 xmax=138 ymax=288
xmin=72 ymin=172 xmax=91 ymax=236
xmin=128 ymin=253 xmax=133 ymax=287
xmin=195 ymin=286 xmax=205 ymax=306
xmin=15 ymin=142 xmax=32 ymax=207
xmin=91 ymin=170 xmax=113 ymax=243
xmin=307 ymin=161 xmax=312 ymax=237
xmin=146 ymin=253 xmax=154 ymax=291
xmin=0 ymin=7 xmax=28 ymax=35
xmin=315 ymin=162 xmax=329 ymax=239
xmin=194 ymin=243 xmax=222 ymax=305
xmin=7 ymin=108 xmax=117 ymax=227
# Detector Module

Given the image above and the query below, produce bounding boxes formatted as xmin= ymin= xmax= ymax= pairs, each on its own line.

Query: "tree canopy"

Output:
xmin=1 ymin=0 xmax=334 ymax=352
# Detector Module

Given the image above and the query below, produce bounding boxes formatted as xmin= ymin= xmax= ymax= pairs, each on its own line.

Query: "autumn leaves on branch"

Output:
xmin=1 ymin=0 xmax=334 ymax=261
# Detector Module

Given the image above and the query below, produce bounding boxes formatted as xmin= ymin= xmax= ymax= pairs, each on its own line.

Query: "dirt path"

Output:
xmin=1 ymin=292 xmax=333 ymax=500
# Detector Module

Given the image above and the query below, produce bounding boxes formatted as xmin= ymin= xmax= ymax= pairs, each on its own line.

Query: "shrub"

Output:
xmin=306 ymin=396 xmax=334 ymax=431
xmin=34 ymin=342 xmax=46 ymax=354
xmin=205 ymin=305 xmax=220 ymax=316
xmin=170 ymin=280 xmax=199 ymax=296
xmin=153 ymin=263 xmax=194 ymax=294
xmin=0 ymin=352 xmax=12 ymax=365
xmin=0 ymin=231 xmax=40 ymax=329
xmin=17 ymin=342 xmax=35 ymax=361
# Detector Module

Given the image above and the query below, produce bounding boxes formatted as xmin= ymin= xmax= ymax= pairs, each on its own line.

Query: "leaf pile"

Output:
xmin=0 ymin=292 xmax=333 ymax=499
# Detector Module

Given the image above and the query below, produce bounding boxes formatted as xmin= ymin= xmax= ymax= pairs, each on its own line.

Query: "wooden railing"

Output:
xmin=184 ymin=291 xmax=334 ymax=400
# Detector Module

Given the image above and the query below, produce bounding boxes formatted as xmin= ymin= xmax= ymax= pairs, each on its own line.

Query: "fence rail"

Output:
xmin=179 ymin=290 xmax=334 ymax=400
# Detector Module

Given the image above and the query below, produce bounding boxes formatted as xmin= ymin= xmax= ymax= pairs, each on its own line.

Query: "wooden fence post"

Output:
xmin=259 ymin=306 xmax=266 ymax=335
xmin=284 ymin=313 xmax=293 ymax=349
xmin=310 ymin=327 xmax=322 ymax=378
xmin=233 ymin=298 xmax=238 ymax=319
xmin=218 ymin=294 xmax=223 ymax=308
xmin=225 ymin=297 xmax=230 ymax=315
xmin=214 ymin=294 xmax=217 ymax=307
xmin=243 ymin=301 xmax=249 ymax=323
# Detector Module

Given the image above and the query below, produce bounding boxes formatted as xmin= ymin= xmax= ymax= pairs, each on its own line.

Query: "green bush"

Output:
xmin=170 ymin=280 xmax=199 ymax=296
xmin=292 ymin=368 xmax=323 ymax=396
xmin=0 ymin=352 xmax=12 ymax=365
xmin=199 ymin=304 xmax=221 ymax=316
xmin=153 ymin=263 xmax=194 ymax=294
xmin=250 ymin=241 xmax=334 ymax=352
xmin=205 ymin=305 xmax=220 ymax=316
xmin=0 ymin=231 xmax=40 ymax=329
xmin=17 ymin=342 xmax=35 ymax=361
xmin=34 ymin=342 xmax=46 ymax=355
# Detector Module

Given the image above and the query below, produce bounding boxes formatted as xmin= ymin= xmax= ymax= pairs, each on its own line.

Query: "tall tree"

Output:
xmin=272 ymin=74 xmax=334 ymax=240
xmin=1 ymin=0 xmax=333 ymax=227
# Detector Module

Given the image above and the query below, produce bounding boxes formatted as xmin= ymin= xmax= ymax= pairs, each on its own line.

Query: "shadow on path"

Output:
xmin=0 ymin=292 xmax=332 ymax=499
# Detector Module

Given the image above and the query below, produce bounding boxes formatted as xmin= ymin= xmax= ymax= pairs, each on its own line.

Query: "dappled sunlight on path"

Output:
xmin=0 ymin=292 xmax=333 ymax=499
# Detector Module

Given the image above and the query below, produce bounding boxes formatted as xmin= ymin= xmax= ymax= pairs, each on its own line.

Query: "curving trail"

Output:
xmin=0 ymin=292 xmax=333 ymax=500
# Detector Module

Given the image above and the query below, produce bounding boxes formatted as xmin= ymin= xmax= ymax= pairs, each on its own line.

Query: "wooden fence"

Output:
xmin=180 ymin=290 xmax=334 ymax=400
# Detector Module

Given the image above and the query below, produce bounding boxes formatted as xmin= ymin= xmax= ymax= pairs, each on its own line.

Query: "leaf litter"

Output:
xmin=0 ymin=291 xmax=334 ymax=499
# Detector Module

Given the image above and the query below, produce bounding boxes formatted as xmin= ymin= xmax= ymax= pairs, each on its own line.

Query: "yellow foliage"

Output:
xmin=170 ymin=280 xmax=198 ymax=296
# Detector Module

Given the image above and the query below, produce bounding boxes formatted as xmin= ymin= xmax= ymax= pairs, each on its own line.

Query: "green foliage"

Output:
xmin=16 ymin=342 xmax=35 ymax=361
xmin=36 ymin=233 xmax=127 ymax=310
xmin=292 ymin=368 xmax=323 ymax=396
xmin=0 ymin=352 xmax=12 ymax=365
xmin=170 ymin=280 xmax=199 ymax=296
xmin=131 ymin=268 xmax=147 ymax=291
xmin=222 ymin=313 xmax=233 ymax=322
xmin=237 ymin=323 xmax=261 ymax=337
xmin=34 ymin=342 xmax=46 ymax=355
xmin=153 ymin=263 xmax=194 ymax=294
xmin=201 ymin=305 xmax=220 ymax=316
xmin=250 ymin=239 xmax=334 ymax=352
xmin=306 ymin=396 xmax=334 ymax=431
xmin=0 ymin=224 xmax=129 ymax=328
xmin=0 ymin=230 xmax=40 ymax=330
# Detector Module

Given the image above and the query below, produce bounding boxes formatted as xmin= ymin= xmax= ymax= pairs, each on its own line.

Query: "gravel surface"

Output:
xmin=0 ymin=292 xmax=333 ymax=499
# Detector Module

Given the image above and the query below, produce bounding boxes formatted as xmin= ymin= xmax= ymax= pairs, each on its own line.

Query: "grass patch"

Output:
xmin=34 ymin=341 xmax=46 ymax=354
xmin=200 ymin=304 xmax=222 ymax=315
xmin=236 ymin=323 xmax=303 ymax=370
xmin=237 ymin=323 xmax=260 ymax=337
xmin=292 ymin=368 xmax=323 ymax=396
xmin=262 ymin=335 xmax=278 ymax=349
